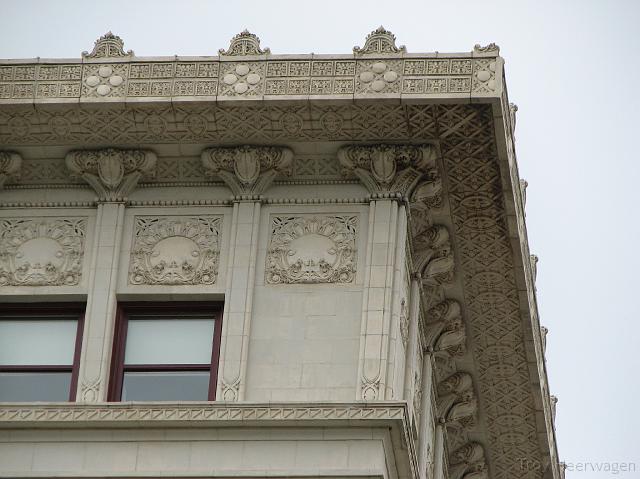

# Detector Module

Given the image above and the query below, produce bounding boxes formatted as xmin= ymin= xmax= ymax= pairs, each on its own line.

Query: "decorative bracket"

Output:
xmin=0 ymin=151 xmax=22 ymax=189
xmin=437 ymin=372 xmax=477 ymax=428
xmin=449 ymin=442 xmax=488 ymax=479
xmin=201 ymin=145 xmax=293 ymax=196
xmin=424 ymin=299 xmax=466 ymax=357
xmin=338 ymin=144 xmax=436 ymax=197
xmin=413 ymin=224 xmax=455 ymax=286
xmin=65 ymin=148 xmax=156 ymax=202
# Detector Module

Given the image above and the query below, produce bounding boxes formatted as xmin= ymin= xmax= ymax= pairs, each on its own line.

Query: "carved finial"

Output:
xmin=354 ymin=26 xmax=406 ymax=55
xmin=473 ymin=43 xmax=500 ymax=54
xmin=0 ymin=152 xmax=22 ymax=189
xmin=550 ymin=394 xmax=558 ymax=422
xmin=65 ymin=148 xmax=156 ymax=201
xmin=82 ymin=31 xmax=133 ymax=58
xmin=201 ymin=145 xmax=292 ymax=196
xmin=338 ymin=144 xmax=436 ymax=196
xmin=219 ymin=30 xmax=270 ymax=56
xmin=519 ymin=178 xmax=528 ymax=208
xmin=509 ymin=103 xmax=518 ymax=132
xmin=540 ymin=326 xmax=548 ymax=354
xmin=530 ymin=254 xmax=539 ymax=281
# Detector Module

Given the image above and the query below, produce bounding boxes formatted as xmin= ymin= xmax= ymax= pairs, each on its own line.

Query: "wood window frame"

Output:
xmin=108 ymin=301 xmax=223 ymax=402
xmin=0 ymin=303 xmax=85 ymax=402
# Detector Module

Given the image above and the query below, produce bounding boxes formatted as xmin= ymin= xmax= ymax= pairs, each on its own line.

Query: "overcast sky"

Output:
xmin=1 ymin=1 xmax=638 ymax=477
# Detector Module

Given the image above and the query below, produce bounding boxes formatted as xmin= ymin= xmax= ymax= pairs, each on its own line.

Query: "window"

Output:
xmin=109 ymin=303 xmax=222 ymax=401
xmin=0 ymin=304 xmax=84 ymax=402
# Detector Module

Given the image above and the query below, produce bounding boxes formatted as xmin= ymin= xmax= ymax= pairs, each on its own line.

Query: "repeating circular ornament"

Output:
xmin=98 ymin=66 xmax=113 ymax=78
xmin=235 ymin=64 xmax=250 ymax=76
xmin=85 ymin=75 xmax=100 ymax=87
xmin=246 ymin=73 xmax=261 ymax=85
xmin=223 ymin=73 xmax=238 ymax=85
xmin=234 ymin=82 xmax=248 ymax=94
xmin=96 ymin=84 xmax=111 ymax=96
xmin=477 ymin=70 xmax=491 ymax=82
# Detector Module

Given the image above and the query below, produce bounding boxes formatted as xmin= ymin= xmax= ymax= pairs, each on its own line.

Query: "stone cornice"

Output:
xmin=0 ymin=45 xmax=501 ymax=104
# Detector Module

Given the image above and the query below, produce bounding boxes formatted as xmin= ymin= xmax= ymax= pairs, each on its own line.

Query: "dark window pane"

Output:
xmin=0 ymin=372 xmax=71 ymax=402
xmin=121 ymin=371 xmax=210 ymax=401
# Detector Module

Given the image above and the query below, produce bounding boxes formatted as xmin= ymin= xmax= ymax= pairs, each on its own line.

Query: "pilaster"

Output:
xmin=66 ymin=148 xmax=155 ymax=401
xmin=339 ymin=143 xmax=437 ymax=401
xmin=202 ymin=145 xmax=292 ymax=401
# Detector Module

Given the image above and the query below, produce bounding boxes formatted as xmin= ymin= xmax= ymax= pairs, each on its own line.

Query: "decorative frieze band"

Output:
xmin=0 ymin=402 xmax=407 ymax=425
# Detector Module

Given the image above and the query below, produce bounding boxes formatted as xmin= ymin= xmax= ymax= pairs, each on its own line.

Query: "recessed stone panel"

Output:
xmin=128 ymin=215 xmax=222 ymax=286
xmin=265 ymin=214 xmax=358 ymax=284
xmin=0 ymin=217 xmax=86 ymax=286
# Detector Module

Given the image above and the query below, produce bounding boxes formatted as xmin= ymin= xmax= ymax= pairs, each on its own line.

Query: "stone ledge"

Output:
xmin=0 ymin=401 xmax=408 ymax=427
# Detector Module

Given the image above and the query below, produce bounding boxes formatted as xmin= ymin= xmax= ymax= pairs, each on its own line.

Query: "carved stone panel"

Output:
xmin=0 ymin=217 xmax=86 ymax=286
xmin=266 ymin=215 xmax=358 ymax=284
xmin=129 ymin=215 xmax=222 ymax=286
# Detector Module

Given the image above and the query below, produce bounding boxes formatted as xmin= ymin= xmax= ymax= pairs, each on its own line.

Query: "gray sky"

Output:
xmin=1 ymin=1 xmax=638 ymax=477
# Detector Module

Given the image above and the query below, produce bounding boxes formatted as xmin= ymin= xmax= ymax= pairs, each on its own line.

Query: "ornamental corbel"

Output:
xmin=0 ymin=152 xmax=22 ymax=189
xmin=437 ymin=372 xmax=477 ymax=428
xmin=65 ymin=148 xmax=157 ymax=202
xmin=201 ymin=145 xmax=293 ymax=197
xmin=449 ymin=443 xmax=488 ymax=479
xmin=338 ymin=144 xmax=437 ymax=197
xmin=413 ymin=224 xmax=455 ymax=286
xmin=424 ymin=299 xmax=466 ymax=357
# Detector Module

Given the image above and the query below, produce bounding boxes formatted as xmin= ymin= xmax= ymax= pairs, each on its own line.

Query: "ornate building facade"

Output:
xmin=0 ymin=29 xmax=561 ymax=479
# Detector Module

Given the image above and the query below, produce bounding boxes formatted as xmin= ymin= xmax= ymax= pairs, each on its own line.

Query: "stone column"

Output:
xmin=433 ymin=422 xmax=446 ymax=479
xmin=65 ymin=148 xmax=156 ymax=401
xmin=403 ymin=273 xmax=421 ymax=404
xmin=202 ymin=145 xmax=292 ymax=401
xmin=418 ymin=352 xmax=435 ymax=479
xmin=338 ymin=144 xmax=437 ymax=401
